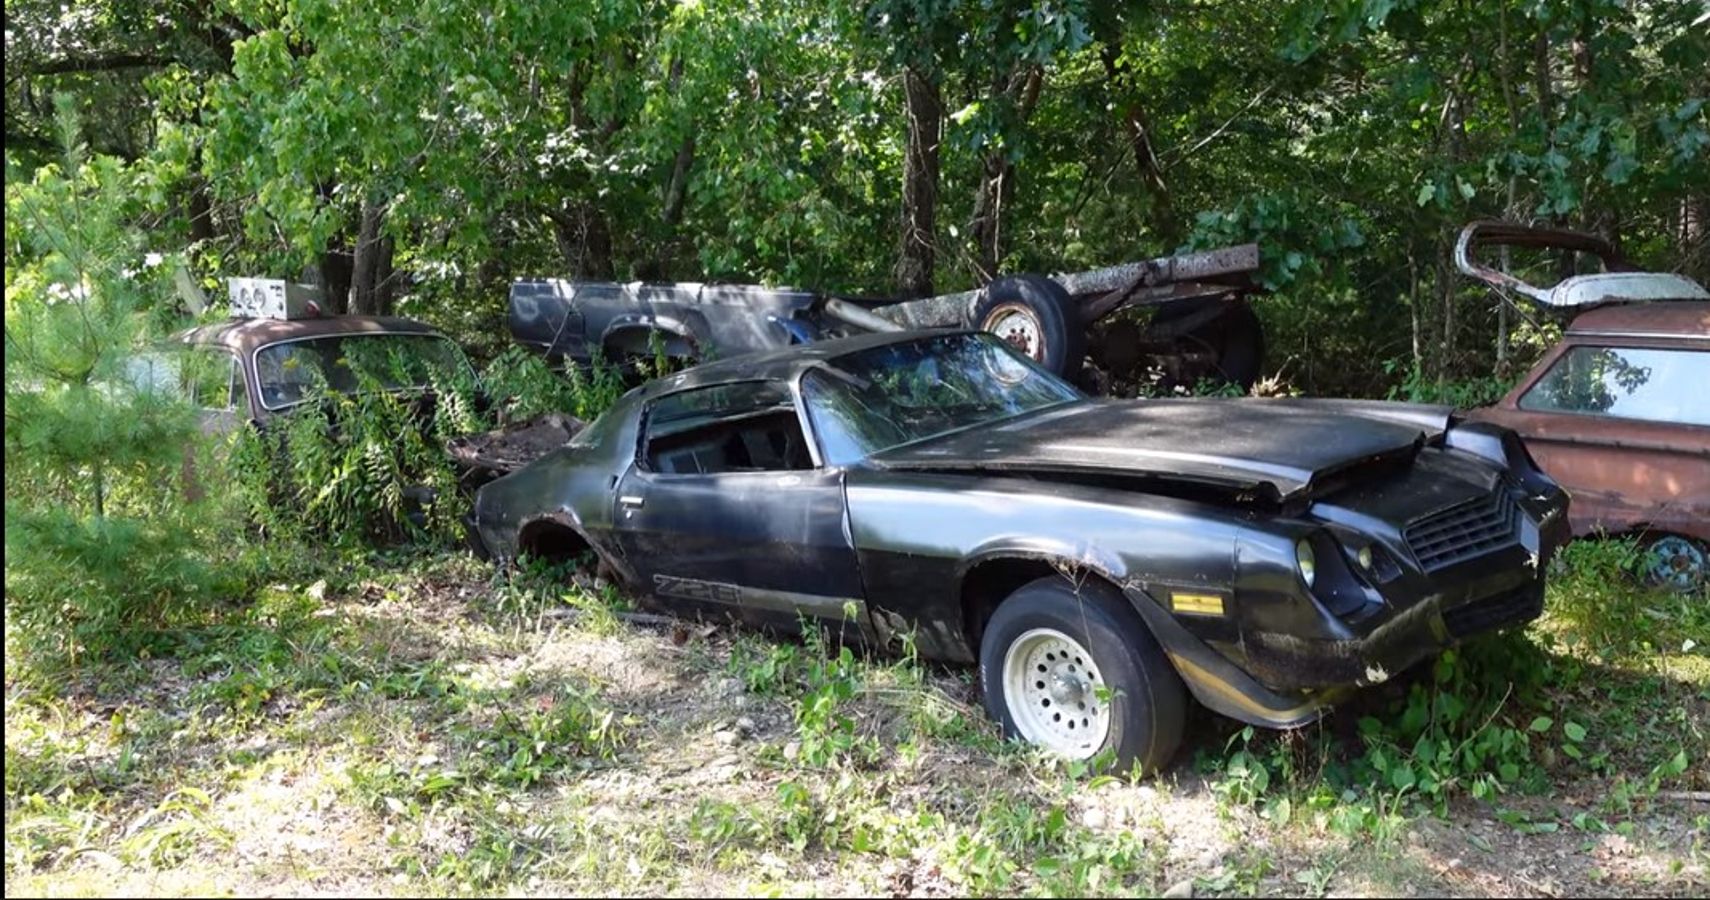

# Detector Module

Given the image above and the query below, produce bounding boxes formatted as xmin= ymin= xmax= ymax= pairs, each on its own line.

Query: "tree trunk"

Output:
xmin=1408 ymin=250 xmax=1422 ymax=375
xmin=968 ymin=152 xmax=1011 ymax=284
xmin=1683 ymin=196 xmax=1709 ymax=284
xmin=654 ymin=54 xmax=698 ymax=277
xmin=1099 ymin=47 xmax=1178 ymax=247
xmin=374 ymin=234 xmax=396 ymax=313
xmin=350 ymin=196 xmax=390 ymax=316
xmin=313 ymin=251 xmax=352 ymax=315
xmin=187 ymin=175 xmax=214 ymax=247
xmin=1437 ymin=239 xmax=1455 ymax=379
xmin=548 ymin=205 xmax=615 ymax=280
xmin=661 ymin=134 xmax=696 ymax=229
xmin=967 ymin=66 xmax=1044 ymax=284
xmin=896 ymin=66 xmax=942 ymax=299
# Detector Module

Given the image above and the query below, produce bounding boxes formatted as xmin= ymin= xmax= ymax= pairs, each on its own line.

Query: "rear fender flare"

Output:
xmin=512 ymin=510 xmax=586 ymax=561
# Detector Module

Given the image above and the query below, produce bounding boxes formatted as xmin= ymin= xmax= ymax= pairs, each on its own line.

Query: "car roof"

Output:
xmin=637 ymin=328 xmax=967 ymax=399
xmin=1566 ymin=301 xmax=1710 ymax=342
xmin=172 ymin=315 xmax=447 ymax=355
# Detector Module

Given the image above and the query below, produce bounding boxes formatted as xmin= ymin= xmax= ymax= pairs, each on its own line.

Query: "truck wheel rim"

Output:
xmin=983 ymin=305 xmax=1044 ymax=361
xmin=1647 ymin=536 xmax=1706 ymax=592
xmin=1002 ymin=628 xmax=1110 ymax=758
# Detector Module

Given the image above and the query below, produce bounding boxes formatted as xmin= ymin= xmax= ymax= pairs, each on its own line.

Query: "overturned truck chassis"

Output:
xmin=509 ymin=244 xmax=1265 ymax=391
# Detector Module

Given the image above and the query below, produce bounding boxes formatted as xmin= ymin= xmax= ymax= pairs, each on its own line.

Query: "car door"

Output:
xmin=612 ymin=380 xmax=870 ymax=640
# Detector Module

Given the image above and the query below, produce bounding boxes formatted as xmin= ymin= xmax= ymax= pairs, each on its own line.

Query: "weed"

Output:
xmin=3 ymin=788 xmax=111 ymax=874
xmin=1194 ymin=852 xmax=1274 ymax=895
xmin=943 ymin=830 xmax=1017 ymax=893
xmin=728 ymin=636 xmax=804 ymax=697
xmin=689 ymin=798 xmax=775 ymax=861
xmin=117 ymin=787 xmax=234 ymax=868
xmin=1547 ymin=537 xmax=1707 ymax=656
xmin=468 ymin=688 xmax=623 ymax=788
xmin=1291 ymin=854 xmax=1342 ymax=897
xmin=1031 ymin=826 xmax=1153 ymax=896
xmin=793 ymin=624 xmax=873 ymax=767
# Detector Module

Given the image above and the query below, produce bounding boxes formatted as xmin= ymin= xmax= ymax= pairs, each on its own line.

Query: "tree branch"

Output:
xmin=20 ymin=53 xmax=168 ymax=77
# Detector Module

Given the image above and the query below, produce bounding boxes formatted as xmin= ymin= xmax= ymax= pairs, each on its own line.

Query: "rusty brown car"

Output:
xmin=1457 ymin=222 xmax=1710 ymax=592
xmin=124 ymin=311 xmax=474 ymax=436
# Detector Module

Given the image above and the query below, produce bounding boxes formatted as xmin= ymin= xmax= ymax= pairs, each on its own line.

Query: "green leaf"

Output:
xmin=1564 ymin=721 xmax=1587 ymax=743
xmin=1529 ymin=716 xmax=1554 ymax=733
xmin=1415 ymin=182 xmax=1436 ymax=207
xmin=949 ymin=102 xmax=981 ymax=126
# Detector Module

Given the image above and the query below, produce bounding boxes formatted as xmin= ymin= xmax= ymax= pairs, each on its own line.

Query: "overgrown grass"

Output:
xmin=5 ymin=539 xmax=1706 ymax=896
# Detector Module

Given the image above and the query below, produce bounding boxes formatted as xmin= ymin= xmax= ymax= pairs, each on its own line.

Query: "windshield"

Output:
xmin=801 ymin=332 xmax=1082 ymax=466
xmin=253 ymin=333 xmax=472 ymax=410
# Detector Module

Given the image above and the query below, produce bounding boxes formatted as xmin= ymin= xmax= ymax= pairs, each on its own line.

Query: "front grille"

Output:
xmin=1442 ymin=585 xmax=1543 ymax=639
xmin=1405 ymin=489 xmax=1519 ymax=572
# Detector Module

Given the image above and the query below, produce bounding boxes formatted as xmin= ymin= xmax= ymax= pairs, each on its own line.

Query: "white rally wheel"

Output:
xmin=1001 ymin=627 xmax=1111 ymax=758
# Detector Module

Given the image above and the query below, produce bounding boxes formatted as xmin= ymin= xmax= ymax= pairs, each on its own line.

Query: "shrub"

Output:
xmin=231 ymin=357 xmax=480 ymax=547
xmin=1383 ymin=358 xmax=1515 ymax=408
xmin=4 ymin=98 xmax=235 ymax=667
xmin=479 ymin=345 xmax=629 ymax=424
xmin=231 ymin=339 xmax=645 ymax=549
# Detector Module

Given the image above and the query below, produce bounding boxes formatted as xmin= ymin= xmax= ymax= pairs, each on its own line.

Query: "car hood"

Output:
xmin=868 ymin=397 xmax=1454 ymax=503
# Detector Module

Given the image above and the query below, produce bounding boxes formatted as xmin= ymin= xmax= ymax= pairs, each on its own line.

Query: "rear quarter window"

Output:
xmin=1519 ymin=345 xmax=1710 ymax=426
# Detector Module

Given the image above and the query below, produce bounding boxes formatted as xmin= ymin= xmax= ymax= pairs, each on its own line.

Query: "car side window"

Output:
xmin=181 ymin=349 xmax=243 ymax=412
xmin=1518 ymin=345 xmax=1709 ymax=426
xmin=642 ymin=381 xmax=814 ymax=474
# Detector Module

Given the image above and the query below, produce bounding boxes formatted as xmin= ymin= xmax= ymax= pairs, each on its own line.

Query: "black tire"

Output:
xmin=978 ymin=575 xmax=1186 ymax=776
xmin=1210 ymin=302 xmax=1265 ymax=390
xmin=974 ymin=275 xmax=1087 ymax=381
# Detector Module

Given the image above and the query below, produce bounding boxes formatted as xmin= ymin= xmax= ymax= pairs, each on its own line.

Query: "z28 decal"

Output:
xmin=652 ymin=574 xmax=742 ymax=604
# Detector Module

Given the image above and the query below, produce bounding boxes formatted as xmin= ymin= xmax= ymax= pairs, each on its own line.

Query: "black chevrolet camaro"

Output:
xmin=474 ymin=330 xmax=1571 ymax=772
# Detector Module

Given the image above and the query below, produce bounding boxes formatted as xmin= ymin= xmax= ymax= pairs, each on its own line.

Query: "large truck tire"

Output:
xmin=974 ymin=275 xmax=1087 ymax=381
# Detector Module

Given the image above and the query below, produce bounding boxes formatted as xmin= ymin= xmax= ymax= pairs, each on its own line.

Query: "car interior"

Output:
xmin=644 ymin=404 xmax=814 ymax=474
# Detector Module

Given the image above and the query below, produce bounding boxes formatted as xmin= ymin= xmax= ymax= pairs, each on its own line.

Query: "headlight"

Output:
xmin=1296 ymin=538 xmax=1317 ymax=588
xmin=1356 ymin=545 xmax=1374 ymax=571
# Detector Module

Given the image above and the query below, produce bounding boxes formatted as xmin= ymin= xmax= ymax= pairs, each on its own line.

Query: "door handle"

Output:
xmin=619 ymin=495 xmax=645 ymax=509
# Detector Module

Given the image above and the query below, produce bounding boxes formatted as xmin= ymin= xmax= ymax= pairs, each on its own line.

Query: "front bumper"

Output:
xmin=1126 ymin=485 xmax=1571 ymax=729
xmin=1240 ymin=577 xmax=1544 ymax=691
xmin=1250 ymin=479 xmax=1571 ymax=692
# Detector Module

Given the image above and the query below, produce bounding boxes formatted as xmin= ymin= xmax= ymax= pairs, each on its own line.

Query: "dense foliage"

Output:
xmin=6 ymin=0 xmax=1705 ymax=392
